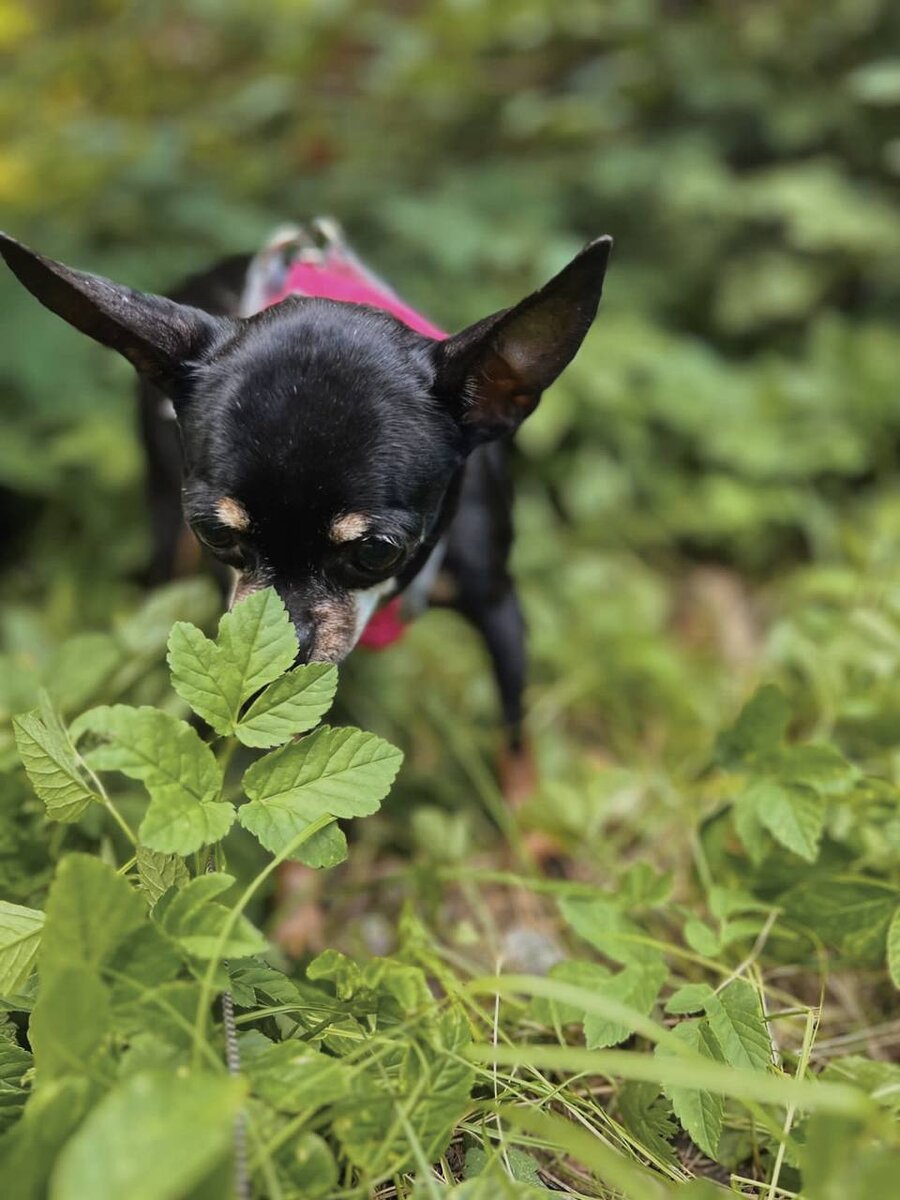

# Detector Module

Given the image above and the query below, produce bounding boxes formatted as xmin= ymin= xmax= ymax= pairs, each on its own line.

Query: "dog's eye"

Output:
xmin=194 ymin=523 xmax=238 ymax=556
xmin=349 ymin=537 xmax=403 ymax=576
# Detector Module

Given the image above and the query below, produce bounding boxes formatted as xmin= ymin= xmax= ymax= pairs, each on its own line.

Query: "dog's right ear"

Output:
xmin=0 ymin=233 xmax=233 ymax=397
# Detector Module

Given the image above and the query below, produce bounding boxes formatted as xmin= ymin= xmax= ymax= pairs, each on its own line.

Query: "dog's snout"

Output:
xmin=292 ymin=616 xmax=316 ymax=665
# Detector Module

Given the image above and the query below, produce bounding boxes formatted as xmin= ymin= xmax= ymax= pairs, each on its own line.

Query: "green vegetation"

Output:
xmin=1 ymin=1 xmax=900 ymax=1196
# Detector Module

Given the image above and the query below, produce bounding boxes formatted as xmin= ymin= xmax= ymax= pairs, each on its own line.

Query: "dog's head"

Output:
xmin=0 ymin=231 xmax=611 ymax=661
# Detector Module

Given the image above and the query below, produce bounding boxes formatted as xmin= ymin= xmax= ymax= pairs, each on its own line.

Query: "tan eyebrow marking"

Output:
xmin=216 ymin=497 xmax=250 ymax=532
xmin=330 ymin=513 xmax=371 ymax=543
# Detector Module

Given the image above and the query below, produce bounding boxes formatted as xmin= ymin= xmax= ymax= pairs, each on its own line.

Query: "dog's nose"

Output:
xmin=292 ymin=616 xmax=316 ymax=665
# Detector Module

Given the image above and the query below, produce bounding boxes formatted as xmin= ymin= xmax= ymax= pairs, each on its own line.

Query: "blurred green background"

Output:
xmin=2 ymin=0 xmax=900 ymax=883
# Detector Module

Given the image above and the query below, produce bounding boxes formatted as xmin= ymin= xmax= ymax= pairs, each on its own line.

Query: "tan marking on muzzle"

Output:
xmin=216 ymin=497 xmax=250 ymax=532
xmin=228 ymin=571 xmax=264 ymax=611
xmin=329 ymin=512 xmax=370 ymax=543
xmin=309 ymin=593 xmax=358 ymax=662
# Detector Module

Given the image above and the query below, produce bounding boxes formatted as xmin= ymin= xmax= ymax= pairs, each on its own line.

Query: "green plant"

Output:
xmin=1 ymin=587 xmax=899 ymax=1197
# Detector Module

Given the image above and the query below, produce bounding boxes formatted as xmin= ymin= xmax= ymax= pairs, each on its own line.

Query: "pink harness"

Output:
xmin=252 ymin=229 xmax=446 ymax=649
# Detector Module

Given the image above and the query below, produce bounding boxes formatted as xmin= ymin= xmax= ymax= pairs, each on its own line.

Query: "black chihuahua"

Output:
xmin=0 ymin=224 xmax=611 ymax=803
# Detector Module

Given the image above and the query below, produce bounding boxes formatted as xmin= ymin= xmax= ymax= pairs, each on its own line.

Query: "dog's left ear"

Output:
xmin=433 ymin=236 xmax=612 ymax=443
xmin=0 ymin=233 xmax=232 ymax=397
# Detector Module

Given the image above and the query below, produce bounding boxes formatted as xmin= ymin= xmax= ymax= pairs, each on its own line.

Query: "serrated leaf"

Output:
xmin=74 ymin=706 xmax=231 ymax=855
xmin=50 ymin=1070 xmax=244 ymax=1200
xmin=715 ymin=684 xmax=790 ymax=768
xmin=140 ymin=791 xmax=236 ymax=856
xmin=683 ymin=918 xmax=721 ymax=957
xmin=617 ymin=1081 xmax=678 ymax=1167
xmin=235 ymin=663 xmax=338 ymax=748
xmin=584 ymin=959 xmax=668 ymax=1049
xmin=747 ymin=778 xmax=825 ymax=862
xmin=167 ymin=587 xmax=300 ymax=735
xmin=732 ymin=792 xmax=769 ymax=865
xmin=658 ymin=1018 xmax=725 ymax=1159
xmin=557 ymin=895 xmax=661 ymax=966
xmin=820 ymin=1055 xmax=900 ymax=1113
xmin=665 ymin=983 xmax=714 ymax=1014
xmin=295 ymin=822 xmax=348 ymax=869
xmin=239 ymin=725 xmax=403 ymax=855
xmin=135 ymin=846 xmax=189 ymax=906
xmin=166 ymin=622 xmax=233 ymax=735
xmin=13 ymin=710 xmax=99 ymax=822
xmin=157 ymin=873 xmax=267 ymax=960
xmin=40 ymin=854 xmax=146 ymax=981
xmin=888 ymin=907 xmax=900 ymax=988
xmin=242 ymin=1035 xmax=350 ymax=1112
xmin=217 ymin=587 xmax=299 ymax=703
xmin=529 ymin=960 xmax=612 ymax=1026
xmin=702 ymin=980 xmax=771 ymax=1071
xmin=331 ymin=1009 xmax=473 ymax=1175
xmin=783 ymin=878 xmax=898 ymax=963
xmin=0 ymin=902 xmax=44 ymax=996
xmin=774 ymin=743 xmax=853 ymax=792
xmin=0 ymin=1037 xmax=31 ymax=1131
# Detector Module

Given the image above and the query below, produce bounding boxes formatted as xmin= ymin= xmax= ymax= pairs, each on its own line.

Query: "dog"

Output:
xmin=0 ymin=221 xmax=611 ymax=946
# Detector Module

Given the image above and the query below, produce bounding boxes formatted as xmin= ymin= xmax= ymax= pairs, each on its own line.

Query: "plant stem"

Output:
xmin=190 ymin=813 xmax=335 ymax=1067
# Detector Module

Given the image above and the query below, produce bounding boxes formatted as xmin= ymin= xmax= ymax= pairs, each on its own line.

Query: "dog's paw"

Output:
xmin=499 ymin=742 xmax=539 ymax=810
xmin=271 ymin=899 xmax=326 ymax=958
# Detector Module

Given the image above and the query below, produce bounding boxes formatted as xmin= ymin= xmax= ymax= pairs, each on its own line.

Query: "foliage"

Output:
xmin=1 ymin=0 xmax=900 ymax=1196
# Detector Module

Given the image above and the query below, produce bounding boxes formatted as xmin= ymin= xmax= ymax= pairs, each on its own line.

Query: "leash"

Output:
xmin=206 ymin=854 xmax=250 ymax=1200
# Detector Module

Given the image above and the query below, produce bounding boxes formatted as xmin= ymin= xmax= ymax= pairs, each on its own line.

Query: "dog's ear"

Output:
xmin=433 ymin=236 xmax=612 ymax=443
xmin=0 ymin=233 xmax=232 ymax=396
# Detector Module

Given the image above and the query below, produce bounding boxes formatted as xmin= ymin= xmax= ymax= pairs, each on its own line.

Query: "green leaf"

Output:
xmin=167 ymin=588 xmax=300 ymax=735
xmin=0 ymin=1036 xmax=32 ymax=1132
xmin=0 ymin=1079 xmax=93 ymax=1200
xmin=557 ymin=895 xmax=660 ymax=966
xmin=40 ymin=854 xmax=146 ymax=981
xmin=746 ymin=778 xmax=825 ymax=862
xmin=287 ymin=1131 xmax=339 ymax=1198
xmin=529 ymin=960 xmax=611 ymax=1026
xmin=888 ymin=907 xmax=900 ymax=989
xmin=135 ymin=846 xmax=189 ymax=907
xmin=242 ymin=1035 xmax=350 ymax=1112
xmin=166 ymin=622 xmax=234 ymax=736
xmin=683 ymin=918 xmax=721 ymax=957
xmin=156 ymin=873 xmax=267 ymax=960
xmin=294 ymin=822 xmax=348 ymax=869
xmin=657 ymin=1018 xmax=725 ymax=1160
xmin=74 ymin=706 xmax=231 ymax=855
xmin=235 ymin=663 xmax=338 ymax=748
xmin=13 ymin=709 xmax=99 ymax=822
xmin=239 ymin=725 xmax=403 ymax=855
xmin=732 ymin=793 xmax=769 ymax=865
xmin=0 ymin=902 xmax=44 ymax=997
xmin=665 ymin=983 xmax=714 ymax=1014
xmin=715 ymin=684 xmax=790 ymax=768
xmin=783 ymin=879 xmax=899 ymax=963
xmin=331 ymin=1009 xmax=473 ymax=1176
xmin=29 ymin=965 xmax=111 ymax=1081
xmin=820 ymin=1056 xmax=900 ymax=1114
xmin=616 ymin=1081 xmax=677 ymax=1167
xmin=49 ymin=1070 xmax=244 ymax=1200
xmin=218 ymin=587 xmax=299 ymax=697
xmin=702 ymin=980 xmax=771 ymax=1071
xmin=583 ymin=960 xmax=668 ymax=1049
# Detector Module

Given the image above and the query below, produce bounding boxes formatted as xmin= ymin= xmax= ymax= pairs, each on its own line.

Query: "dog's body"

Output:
xmin=0 ymin=223 xmax=611 ymax=762
xmin=137 ymin=228 xmax=531 ymax=748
